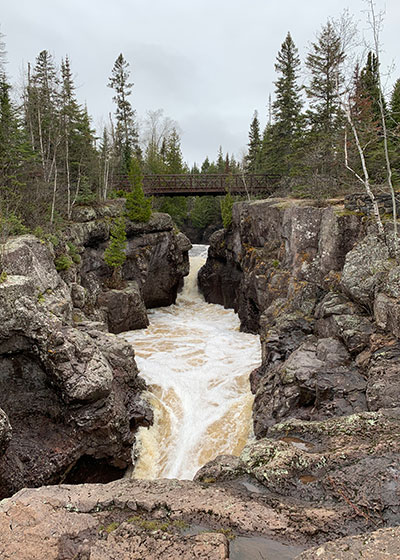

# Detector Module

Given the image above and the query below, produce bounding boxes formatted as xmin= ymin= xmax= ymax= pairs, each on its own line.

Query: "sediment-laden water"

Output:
xmin=121 ymin=244 xmax=261 ymax=480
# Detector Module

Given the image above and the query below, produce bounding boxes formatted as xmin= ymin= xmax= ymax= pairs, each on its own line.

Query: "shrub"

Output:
xmin=220 ymin=192 xmax=234 ymax=228
xmin=54 ymin=254 xmax=73 ymax=271
xmin=125 ymin=157 xmax=152 ymax=223
xmin=104 ymin=217 xmax=127 ymax=287
xmin=67 ymin=242 xmax=81 ymax=264
xmin=0 ymin=213 xmax=29 ymax=237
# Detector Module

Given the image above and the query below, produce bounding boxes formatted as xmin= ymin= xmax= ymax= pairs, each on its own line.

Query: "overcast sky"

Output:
xmin=2 ymin=0 xmax=399 ymax=166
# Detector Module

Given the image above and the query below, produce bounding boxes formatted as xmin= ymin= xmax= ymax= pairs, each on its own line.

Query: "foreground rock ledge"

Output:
xmin=0 ymin=478 xmax=293 ymax=560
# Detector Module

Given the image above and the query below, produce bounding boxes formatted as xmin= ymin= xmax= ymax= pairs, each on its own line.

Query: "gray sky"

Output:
xmin=2 ymin=0 xmax=399 ymax=166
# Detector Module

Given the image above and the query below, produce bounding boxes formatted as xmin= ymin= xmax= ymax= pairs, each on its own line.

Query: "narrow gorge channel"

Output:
xmin=122 ymin=245 xmax=261 ymax=480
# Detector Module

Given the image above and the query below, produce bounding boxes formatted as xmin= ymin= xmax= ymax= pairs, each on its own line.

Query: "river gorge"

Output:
xmin=123 ymin=244 xmax=260 ymax=480
xmin=1 ymin=198 xmax=400 ymax=559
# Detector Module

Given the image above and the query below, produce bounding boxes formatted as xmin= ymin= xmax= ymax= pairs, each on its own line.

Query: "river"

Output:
xmin=121 ymin=244 xmax=261 ymax=480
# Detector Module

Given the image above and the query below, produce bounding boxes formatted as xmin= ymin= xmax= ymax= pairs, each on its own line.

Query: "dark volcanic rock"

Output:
xmin=197 ymin=409 xmax=400 ymax=541
xmin=97 ymin=281 xmax=149 ymax=334
xmin=0 ymin=237 xmax=150 ymax=499
xmin=199 ymin=200 xmax=364 ymax=333
xmin=77 ymin=210 xmax=191 ymax=311
xmin=253 ymin=337 xmax=367 ymax=438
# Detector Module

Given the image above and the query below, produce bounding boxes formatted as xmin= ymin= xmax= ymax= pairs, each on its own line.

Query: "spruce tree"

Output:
xmin=245 ymin=111 xmax=262 ymax=172
xmin=390 ymin=79 xmax=400 ymax=127
xmin=358 ymin=52 xmax=382 ymax=124
xmin=305 ymin=21 xmax=345 ymax=133
xmin=305 ymin=21 xmax=345 ymax=175
xmin=165 ymin=128 xmax=184 ymax=174
xmin=104 ymin=216 xmax=127 ymax=287
xmin=125 ymin=157 xmax=152 ymax=223
xmin=108 ymin=53 xmax=139 ymax=175
xmin=351 ymin=52 xmax=386 ymax=182
xmin=270 ymin=32 xmax=303 ymax=174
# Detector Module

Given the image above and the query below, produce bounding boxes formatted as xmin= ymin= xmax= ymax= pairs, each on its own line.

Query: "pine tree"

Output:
xmin=245 ymin=111 xmax=262 ymax=172
xmin=104 ymin=216 xmax=127 ymax=287
xmin=108 ymin=53 xmax=139 ymax=175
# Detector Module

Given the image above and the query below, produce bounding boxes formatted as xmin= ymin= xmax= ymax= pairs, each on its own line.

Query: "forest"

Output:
xmin=0 ymin=7 xmax=399 ymax=237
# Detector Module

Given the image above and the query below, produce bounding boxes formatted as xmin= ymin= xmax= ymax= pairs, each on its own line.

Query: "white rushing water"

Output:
xmin=121 ymin=244 xmax=261 ymax=480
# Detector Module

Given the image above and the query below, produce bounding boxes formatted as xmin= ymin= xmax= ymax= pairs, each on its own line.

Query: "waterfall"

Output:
xmin=121 ymin=244 xmax=261 ymax=480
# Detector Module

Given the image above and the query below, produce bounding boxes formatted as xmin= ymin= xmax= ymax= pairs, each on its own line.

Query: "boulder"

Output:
xmin=341 ymin=235 xmax=390 ymax=308
xmin=97 ymin=282 xmax=149 ymax=334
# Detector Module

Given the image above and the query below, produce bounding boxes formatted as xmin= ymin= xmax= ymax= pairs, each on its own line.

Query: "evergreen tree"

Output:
xmin=217 ymin=146 xmax=225 ymax=173
xmin=125 ymin=157 xmax=152 ymax=223
xmin=390 ymin=79 xmax=400 ymax=127
xmin=305 ymin=21 xmax=345 ymax=133
xmin=350 ymin=53 xmax=386 ymax=182
xmin=165 ymin=128 xmax=184 ymax=173
xmin=245 ymin=110 xmax=262 ymax=172
xmin=108 ymin=53 xmax=139 ymax=175
xmin=25 ymin=50 xmax=60 ymax=183
xmin=358 ymin=52 xmax=382 ymax=124
xmin=190 ymin=196 xmax=220 ymax=229
xmin=220 ymin=191 xmax=234 ymax=228
xmin=104 ymin=216 xmax=127 ymax=287
xmin=269 ymin=32 xmax=303 ymax=174
xmin=305 ymin=21 xmax=345 ymax=174
xmin=389 ymin=78 xmax=400 ymax=180
xmin=201 ymin=156 xmax=211 ymax=173
xmin=0 ymin=71 xmax=31 ymax=216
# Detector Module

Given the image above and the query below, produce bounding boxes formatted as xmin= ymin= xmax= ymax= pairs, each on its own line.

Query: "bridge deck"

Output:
xmin=137 ymin=174 xmax=280 ymax=197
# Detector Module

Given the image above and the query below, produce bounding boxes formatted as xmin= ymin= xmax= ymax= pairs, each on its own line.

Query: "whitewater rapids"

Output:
xmin=121 ymin=244 xmax=261 ymax=480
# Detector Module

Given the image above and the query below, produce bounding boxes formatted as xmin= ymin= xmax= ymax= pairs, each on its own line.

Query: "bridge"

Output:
xmin=138 ymin=174 xmax=280 ymax=197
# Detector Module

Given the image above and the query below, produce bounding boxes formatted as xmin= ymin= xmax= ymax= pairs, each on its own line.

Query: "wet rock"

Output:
xmin=296 ymin=525 xmax=400 ymax=559
xmin=194 ymin=454 xmax=242 ymax=483
xmin=340 ymin=235 xmax=390 ymax=308
xmin=253 ymin=337 xmax=367 ymax=438
xmin=199 ymin=409 xmax=400 ymax=540
xmin=0 ymin=239 xmax=150 ymax=498
xmin=0 ymin=478 xmax=291 ymax=559
xmin=366 ymin=336 xmax=400 ymax=410
xmin=97 ymin=282 xmax=149 ymax=334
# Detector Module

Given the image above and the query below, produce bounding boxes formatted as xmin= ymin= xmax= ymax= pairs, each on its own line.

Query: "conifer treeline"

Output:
xmin=0 ymin=41 xmax=196 ymax=229
xmin=244 ymin=21 xmax=400 ymax=196
xmin=1 ymin=13 xmax=400 ymax=231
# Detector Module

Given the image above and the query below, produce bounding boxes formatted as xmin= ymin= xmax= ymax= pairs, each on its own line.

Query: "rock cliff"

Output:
xmin=198 ymin=198 xmax=400 ymax=554
xmin=0 ymin=202 xmax=191 ymax=498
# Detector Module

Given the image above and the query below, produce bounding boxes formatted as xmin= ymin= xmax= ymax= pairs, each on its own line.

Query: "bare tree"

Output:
xmin=367 ymin=0 xmax=398 ymax=256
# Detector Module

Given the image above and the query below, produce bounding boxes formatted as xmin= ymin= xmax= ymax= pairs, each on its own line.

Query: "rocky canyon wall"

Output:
xmin=0 ymin=202 xmax=191 ymax=498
